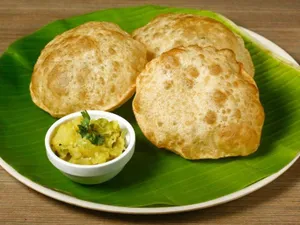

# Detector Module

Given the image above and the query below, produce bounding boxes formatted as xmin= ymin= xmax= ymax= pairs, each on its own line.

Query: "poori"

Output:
xmin=30 ymin=22 xmax=147 ymax=117
xmin=133 ymin=45 xmax=264 ymax=159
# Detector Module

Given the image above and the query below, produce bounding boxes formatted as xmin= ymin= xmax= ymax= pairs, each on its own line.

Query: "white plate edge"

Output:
xmin=242 ymin=28 xmax=299 ymax=66
xmin=0 ymin=27 xmax=299 ymax=215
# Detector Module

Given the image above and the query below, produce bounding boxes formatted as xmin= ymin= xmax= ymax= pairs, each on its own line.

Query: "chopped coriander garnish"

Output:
xmin=77 ymin=110 xmax=105 ymax=145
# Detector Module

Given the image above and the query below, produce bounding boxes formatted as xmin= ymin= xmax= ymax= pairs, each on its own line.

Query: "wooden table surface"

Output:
xmin=1 ymin=0 xmax=299 ymax=224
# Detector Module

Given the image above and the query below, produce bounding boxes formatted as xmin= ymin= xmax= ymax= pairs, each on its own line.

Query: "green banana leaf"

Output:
xmin=1 ymin=5 xmax=300 ymax=207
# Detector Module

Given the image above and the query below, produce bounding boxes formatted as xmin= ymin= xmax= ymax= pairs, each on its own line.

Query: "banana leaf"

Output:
xmin=0 ymin=5 xmax=299 ymax=207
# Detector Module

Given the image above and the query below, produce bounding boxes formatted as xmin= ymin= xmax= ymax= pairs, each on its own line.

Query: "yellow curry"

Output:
xmin=51 ymin=111 xmax=126 ymax=165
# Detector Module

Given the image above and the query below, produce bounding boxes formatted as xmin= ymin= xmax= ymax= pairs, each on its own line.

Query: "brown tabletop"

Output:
xmin=1 ymin=0 xmax=300 ymax=224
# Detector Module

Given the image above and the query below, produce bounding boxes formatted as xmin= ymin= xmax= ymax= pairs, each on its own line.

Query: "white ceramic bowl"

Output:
xmin=45 ymin=110 xmax=135 ymax=185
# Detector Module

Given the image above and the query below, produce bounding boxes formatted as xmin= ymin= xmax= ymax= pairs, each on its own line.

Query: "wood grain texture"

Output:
xmin=0 ymin=0 xmax=299 ymax=224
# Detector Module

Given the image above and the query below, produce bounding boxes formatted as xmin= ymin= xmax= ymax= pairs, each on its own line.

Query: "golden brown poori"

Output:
xmin=133 ymin=45 xmax=264 ymax=159
xmin=133 ymin=13 xmax=254 ymax=77
xmin=30 ymin=22 xmax=147 ymax=117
